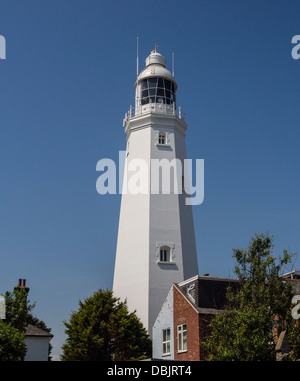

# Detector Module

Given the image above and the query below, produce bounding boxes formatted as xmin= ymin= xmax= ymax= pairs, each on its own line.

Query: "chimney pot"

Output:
xmin=18 ymin=279 xmax=22 ymax=287
xmin=22 ymin=279 xmax=26 ymax=287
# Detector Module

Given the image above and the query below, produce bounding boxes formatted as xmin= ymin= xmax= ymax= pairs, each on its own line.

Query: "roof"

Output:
xmin=25 ymin=324 xmax=53 ymax=338
xmin=136 ymin=51 xmax=177 ymax=88
xmin=176 ymin=275 xmax=240 ymax=314
xmin=281 ymin=270 xmax=300 ymax=280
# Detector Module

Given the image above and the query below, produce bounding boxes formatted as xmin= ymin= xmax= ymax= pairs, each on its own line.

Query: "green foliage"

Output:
xmin=5 ymin=288 xmax=35 ymax=331
xmin=203 ymin=232 xmax=300 ymax=361
xmin=0 ymin=286 xmax=52 ymax=361
xmin=0 ymin=320 xmax=26 ymax=361
xmin=61 ymin=289 xmax=152 ymax=361
xmin=0 ymin=287 xmax=34 ymax=361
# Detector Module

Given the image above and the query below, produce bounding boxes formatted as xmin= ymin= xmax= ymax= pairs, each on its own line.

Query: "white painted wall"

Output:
xmin=113 ymin=51 xmax=198 ymax=335
xmin=24 ymin=337 xmax=50 ymax=361
xmin=113 ymin=113 xmax=198 ymax=334
xmin=113 ymin=125 xmax=151 ymax=328
xmin=152 ymin=286 xmax=174 ymax=360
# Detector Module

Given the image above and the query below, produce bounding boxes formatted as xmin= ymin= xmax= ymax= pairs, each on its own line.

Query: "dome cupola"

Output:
xmin=135 ymin=49 xmax=177 ymax=108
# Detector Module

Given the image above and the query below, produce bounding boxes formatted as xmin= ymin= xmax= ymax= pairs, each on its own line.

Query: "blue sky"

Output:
xmin=0 ymin=0 xmax=299 ymax=357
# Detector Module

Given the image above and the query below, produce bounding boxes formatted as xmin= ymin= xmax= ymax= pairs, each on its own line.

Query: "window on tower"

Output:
xmin=140 ymin=77 xmax=176 ymax=106
xmin=156 ymin=243 xmax=176 ymax=265
xmin=158 ymin=133 xmax=166 ymax=145
xmin=160 ymin=248 xmax=170 ymax=262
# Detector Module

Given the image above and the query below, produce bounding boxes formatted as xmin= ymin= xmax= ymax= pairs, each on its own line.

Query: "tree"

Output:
xmin=0 ymin=320 xmax=27 ymax=361
xmin=0 ymin=287 xmax=34 ymax=361
xmin=203 ymin=232 xmax=300 ymax=361
xmin=61 ymin=289 xmax=152 ymax=361
xmin=0 ymin=285 xmax=53 ymax=361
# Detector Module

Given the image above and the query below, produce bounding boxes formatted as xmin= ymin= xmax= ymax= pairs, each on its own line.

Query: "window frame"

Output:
xmin=187 ymin=284 xmax=196 ymax=301
xmin=156 ymin=243 xmax=176 ymax=265
xmin=158 ymin=133 xmax=166 ymax=145
xmin=139 ymin=77 xmax=176 ymax=106
xmin=156 ymin=131 xmax=170 ymax=147
xmin=162 ymin=328 xmax=171 ymax=356
xmin=177 ymin=323 xmax=187 ymax=353
xmin=160 ymin=248 xmax=170 ymax=262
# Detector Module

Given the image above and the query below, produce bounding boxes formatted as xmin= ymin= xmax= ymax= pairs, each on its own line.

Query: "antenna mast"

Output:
xmin=172 ymin=51 xmax=175 ymax=77
xmin=137 ymin=34 xmax=139 ymax=78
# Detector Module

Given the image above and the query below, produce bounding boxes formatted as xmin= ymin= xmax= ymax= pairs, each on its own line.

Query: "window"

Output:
xmin=160 ymin=248 xmax=169 ymax=262
xmin=162 ymin=328 xmax=171 ymax=355
xmin=177 ymin=324 xmax=187 ymax=352
xmin=156 ymin=131 xmax=170 ymax=147
xmin=187 ymin=284 xmax=195 ymax=301
xmin=140 ymin=77 xmax=176 ymax=106
xmin=156 ymin=243 xmax=175 ymax=265
xmin=158 ymin=133 xmax=166 ymax=145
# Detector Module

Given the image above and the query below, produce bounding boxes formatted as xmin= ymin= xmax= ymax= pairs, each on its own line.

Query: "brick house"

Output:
xmin=152 ymin=274 xmax=239 ymax=360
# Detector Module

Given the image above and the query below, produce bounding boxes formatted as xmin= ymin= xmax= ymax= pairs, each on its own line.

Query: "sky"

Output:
xmin=0 ymin=0 xmax=300 ymax=358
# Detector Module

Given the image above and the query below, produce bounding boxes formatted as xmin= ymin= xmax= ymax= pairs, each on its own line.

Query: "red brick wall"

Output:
xmin=173 ymin=286 xmax=200 ymax=361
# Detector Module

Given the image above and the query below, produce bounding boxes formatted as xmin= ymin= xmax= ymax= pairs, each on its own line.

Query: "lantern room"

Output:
xmin=135 ymin=50 xmax=177 ymax=110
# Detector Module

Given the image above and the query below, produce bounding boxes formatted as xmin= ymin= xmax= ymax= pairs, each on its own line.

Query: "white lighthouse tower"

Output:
xmin=113 ymin=48 xmax=198 ymax=333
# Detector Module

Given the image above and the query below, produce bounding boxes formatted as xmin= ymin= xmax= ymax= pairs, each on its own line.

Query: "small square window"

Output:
xmin=156 ymin=243 xmax=176 ymax=265
xmin=160 ymin=249 xmax=169 ymax=262
xmin=158 ymin=133 xmax=166 ymax=145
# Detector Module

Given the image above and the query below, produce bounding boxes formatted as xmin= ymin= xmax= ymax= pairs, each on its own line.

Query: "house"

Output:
xmin=152 ymin=274 xmax=239 ymax=360
xmin=14 ymin=279 xmax=54 ymax=361
xmin=24 ymin=324 xmax=53 ymax=361
xmin=281 ymin=270 xmax=300 ymax=294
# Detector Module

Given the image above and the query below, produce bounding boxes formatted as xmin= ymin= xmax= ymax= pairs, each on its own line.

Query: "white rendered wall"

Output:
xmin=148 ymin=119 xmax=198 ymax=332
xmin=24 ymin=337 xmax=50 ymax=361
xmin=152 ymin=286 xmax=174 ymax=360
xmin=113 ymin=112 xmax=198 ymax=334
xmin=113 ymin=125 xmax=151 ymax=328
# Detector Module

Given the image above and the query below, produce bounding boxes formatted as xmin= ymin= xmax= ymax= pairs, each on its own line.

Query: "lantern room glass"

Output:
xmin=140 ymin=77 xmax=176 ymax=107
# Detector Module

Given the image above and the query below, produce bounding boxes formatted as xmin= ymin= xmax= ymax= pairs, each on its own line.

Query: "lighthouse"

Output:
xmin=113 ymin=48 xmax=198 ymax=334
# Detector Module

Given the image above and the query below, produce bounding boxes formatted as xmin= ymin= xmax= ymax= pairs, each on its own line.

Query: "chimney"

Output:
xmin=15 ymin=278 xmax=30 ymax=294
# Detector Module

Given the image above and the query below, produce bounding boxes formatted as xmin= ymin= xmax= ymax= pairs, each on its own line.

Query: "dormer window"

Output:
xmin=187 ymin=284 xmax=196 ymax=301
